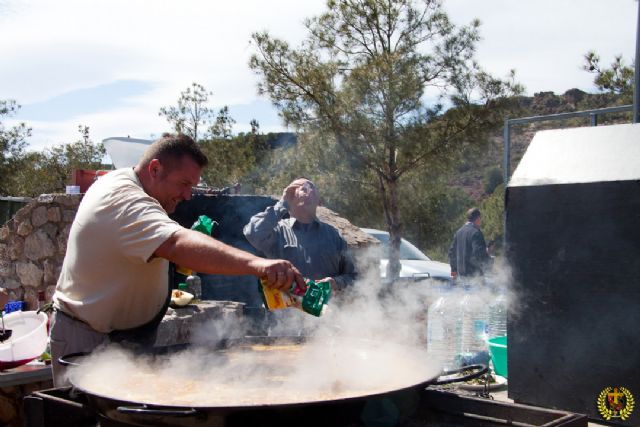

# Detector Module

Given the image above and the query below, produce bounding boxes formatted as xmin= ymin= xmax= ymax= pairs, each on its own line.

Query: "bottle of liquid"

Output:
xmin=488 ymin=291 xmax=507 ymax=338
xmin=259 ymin=278 xmax=331 ymax=317
xmin=185 ymin=275 xmax=202 ymax=301
xmin=176 ymin=215 xmax=218 ymax=276
xmin=426 ymin=287 xmax=464 ymax=371
xmin=457 ymin=288 xmax=490 ymax=365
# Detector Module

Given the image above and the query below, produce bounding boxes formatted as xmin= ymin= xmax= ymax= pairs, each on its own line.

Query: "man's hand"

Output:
xmin=282 ymin=181 xmax=302 ymax=205
xmin=451 ymin=271 xmax=457 ymax=279
xmin=252 ymin=258 xmax=305 ymax=292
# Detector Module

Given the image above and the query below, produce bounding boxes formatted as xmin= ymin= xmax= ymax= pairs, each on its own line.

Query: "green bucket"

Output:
xmin=487 ymin=335 xmax=508 ymax=378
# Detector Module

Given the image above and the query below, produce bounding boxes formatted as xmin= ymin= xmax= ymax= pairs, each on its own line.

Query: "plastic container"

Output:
xmin=488 ymin=292 xmax=507 ymax=338
xmin=426 ymin=288 xmax=464 ymax=371
xmin=487 ymin=335 xmax=508 ymax=378
xmin=458 ymin=290 xmax=489 ymax=354
xmin=0 ymin=311 xmax=48 ymax=370
xmin=4 ymin=301 xmax=24 ymax=314
xmin=427 ymin=286 xmax=491 ymax=370
xmin=185 ymin=275 xmax=202 ymax=300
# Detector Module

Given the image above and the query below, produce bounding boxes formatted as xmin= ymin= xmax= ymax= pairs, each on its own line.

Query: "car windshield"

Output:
xmin=368 ymin=231 xmax=430 ymax=261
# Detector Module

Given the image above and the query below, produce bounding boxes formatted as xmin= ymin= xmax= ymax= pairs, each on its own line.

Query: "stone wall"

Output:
xmin=0 ymin=378 xmax=53 ymax=427
xmin=0 ymin=194 xmax=81 ymax=309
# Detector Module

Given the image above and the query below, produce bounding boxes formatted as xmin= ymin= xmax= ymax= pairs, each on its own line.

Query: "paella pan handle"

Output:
xmin=117 ymin=404 xmax=198 ymax=417
xmin=58 ymin=352 xmax=91 ymax=367
xmin=430 ymin=363 xmax=488 ymax=385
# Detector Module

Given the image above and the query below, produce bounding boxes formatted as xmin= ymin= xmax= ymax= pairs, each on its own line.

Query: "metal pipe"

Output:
xmin=502 ymin=119 xmax=510 ymax=252
xmin=507 ymin=104 xmax=632 ymax=125
xmin=635 ymin=0 xmax=640 ymax=123
xmin=503 ymin=118 xmax=510 ymax=185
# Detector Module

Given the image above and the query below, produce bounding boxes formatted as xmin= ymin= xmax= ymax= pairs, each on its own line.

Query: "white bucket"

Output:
xmin=0 ymin=311 xmax=48 ymax=369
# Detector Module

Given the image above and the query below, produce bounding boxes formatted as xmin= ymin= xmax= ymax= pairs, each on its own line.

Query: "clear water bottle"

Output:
xmin=185 ymin=275 xmax=202 ymax=301
xmin=427 ymin=288 xmax=464 ymax=371
xmin=458 ymin=290 xmax=490 ymax=356
xmin=488 ymin=292 xmax=507 ymax=338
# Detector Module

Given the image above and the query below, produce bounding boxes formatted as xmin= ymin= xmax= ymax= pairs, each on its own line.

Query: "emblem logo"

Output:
xmin=597 ymin=387 xmax=635 ymax=421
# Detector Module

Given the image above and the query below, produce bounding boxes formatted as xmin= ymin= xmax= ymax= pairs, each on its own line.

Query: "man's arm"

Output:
xmin=448 ymin=234 xmax=458 ymax=278
xmin=243 ymin=200 xmax=289 ymax=255
xmin=154 ymin=229 xmax=304 ymax=290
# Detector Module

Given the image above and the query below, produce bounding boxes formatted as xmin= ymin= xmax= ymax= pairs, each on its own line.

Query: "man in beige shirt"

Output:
xmin=51 ymin=133 xmax=304 ymax=386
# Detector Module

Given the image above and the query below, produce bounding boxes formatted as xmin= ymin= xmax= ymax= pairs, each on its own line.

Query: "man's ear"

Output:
xmin=149 ymin=159 xmax=162 ymax=179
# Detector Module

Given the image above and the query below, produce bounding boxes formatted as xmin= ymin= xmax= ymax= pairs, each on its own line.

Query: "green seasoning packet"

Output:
xmin=177 ymin=215 xmax=218 ymax=276
xmin=192 ymin=215 xmax=217 ymax=235
xmin=301 ymin=280 xmax=332 ymax=317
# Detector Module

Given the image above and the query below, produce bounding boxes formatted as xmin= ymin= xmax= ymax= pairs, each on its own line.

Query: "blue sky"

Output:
xmin=0 ymin=0 xmax=636 ymax=151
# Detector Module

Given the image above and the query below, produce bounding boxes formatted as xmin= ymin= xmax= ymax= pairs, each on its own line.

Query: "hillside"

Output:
xmin=451 ymin=89 xmax=630 ymax=201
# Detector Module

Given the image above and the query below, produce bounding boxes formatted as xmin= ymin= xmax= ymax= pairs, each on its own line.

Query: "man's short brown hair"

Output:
xmin=139 ymin=133 xmax=208 ymax=171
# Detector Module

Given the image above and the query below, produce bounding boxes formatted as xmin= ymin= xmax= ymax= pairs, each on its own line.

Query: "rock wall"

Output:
xmin=0 ymin=194 xmax=81 ymax=309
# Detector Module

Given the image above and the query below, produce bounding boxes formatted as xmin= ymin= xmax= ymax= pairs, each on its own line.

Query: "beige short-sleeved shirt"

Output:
xmin=53 ymin=168 xmax=183 ymax=333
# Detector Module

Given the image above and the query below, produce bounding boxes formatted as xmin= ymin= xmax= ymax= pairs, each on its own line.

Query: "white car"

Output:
xmin=361 ymin=228 xmax=452 ymax=282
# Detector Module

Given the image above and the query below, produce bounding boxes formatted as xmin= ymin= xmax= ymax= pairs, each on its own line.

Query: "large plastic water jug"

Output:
xmin=427 ymin=286 xmax=491 ymax=371
xmin=458 ymin=289 xmax=490 ymax=355
xmin=488 ymin=292 xmax=507 ymax=338
xmin=426 ymin=288 xmax=463 ymax=370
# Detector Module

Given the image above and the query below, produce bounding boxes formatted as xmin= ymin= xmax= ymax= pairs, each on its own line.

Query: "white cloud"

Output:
xmin=0 ymin=0 xmax=637 ymax=150
xmin=444 ymin=0 xmax=637 ymax=94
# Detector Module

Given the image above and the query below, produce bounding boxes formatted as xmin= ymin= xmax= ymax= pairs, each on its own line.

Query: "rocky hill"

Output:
xmin=451 ymin=89 xmax=630 ymax=201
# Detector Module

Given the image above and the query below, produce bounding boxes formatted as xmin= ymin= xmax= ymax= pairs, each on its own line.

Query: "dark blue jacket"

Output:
xmin=448 ymin=222 xmax=490 ymax=276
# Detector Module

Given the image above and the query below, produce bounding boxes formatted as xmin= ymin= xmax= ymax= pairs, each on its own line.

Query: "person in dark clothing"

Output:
xmin=448 ymin=207 xmax=491 ymax=281
xmin=243 ymin=177 xmax=356 ymax=292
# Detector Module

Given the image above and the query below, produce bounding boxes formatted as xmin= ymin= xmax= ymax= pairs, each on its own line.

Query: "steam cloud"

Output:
xmin=67 ymin=247 xmax=514 ymax=406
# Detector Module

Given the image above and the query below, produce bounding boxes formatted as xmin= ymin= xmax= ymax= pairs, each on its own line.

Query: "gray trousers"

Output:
xmin=49 ymin=310 xmax=108 ymax=387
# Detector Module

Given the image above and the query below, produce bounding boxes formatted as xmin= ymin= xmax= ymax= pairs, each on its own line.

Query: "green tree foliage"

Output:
xmin=210 ymin=106 xmax=237 ymax=139
xmin=199 ymin=128 xmax=276 ymax=190
xmin=483 ymin=166 xmax=502 ymax=195
xmin=583 ymin=51 xmax=634 ymax=103
xmin=159 ymin=83 xmax=241 ymax=142
xmin=399 ymin=178 xmax=472 ymax=261
xmin=249 ymin=0 xmax=522 ymax=278
xmin=200 ymin=135 xmax=256 ymax=188
xmin=478 ymin=184 xmax=504 ymax=248
xmin=0 ymin=100 xmax=32 ymax=196
xmin=159 ymin=83 xmax=215 ymax=142
xmin=11 ymin=125 xmax=106 ymax=197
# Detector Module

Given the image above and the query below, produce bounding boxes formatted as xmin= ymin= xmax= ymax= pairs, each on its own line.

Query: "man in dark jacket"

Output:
xmin=448 ymin=207 xmax=491 ymax=281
